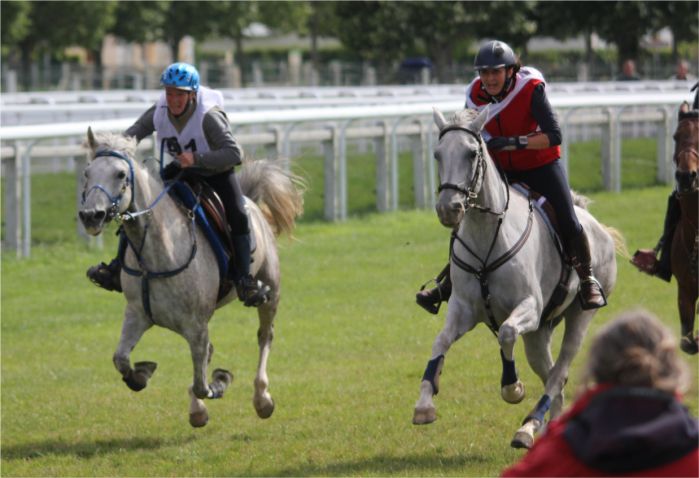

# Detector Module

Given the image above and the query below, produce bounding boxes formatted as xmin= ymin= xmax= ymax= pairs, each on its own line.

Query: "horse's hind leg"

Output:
xmin=253 ymin=300 xmax=276 ymax=418
xmin=113 ymin=308 xmax=156 ymax=391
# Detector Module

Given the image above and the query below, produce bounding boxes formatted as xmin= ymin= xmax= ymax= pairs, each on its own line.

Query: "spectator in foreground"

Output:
xmin=616 ymin=59 xmax=641 ymax=81
xmin=501 ymin=308 xmax=698 ymax=477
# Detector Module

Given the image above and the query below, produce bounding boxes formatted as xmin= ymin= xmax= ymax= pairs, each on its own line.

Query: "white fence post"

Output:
xmin=375 ymin=120 xmax=390 ymax=213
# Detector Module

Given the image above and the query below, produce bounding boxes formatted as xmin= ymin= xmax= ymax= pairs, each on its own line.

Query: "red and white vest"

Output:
xmin=466 ymin=67 xmax=560 ymax=172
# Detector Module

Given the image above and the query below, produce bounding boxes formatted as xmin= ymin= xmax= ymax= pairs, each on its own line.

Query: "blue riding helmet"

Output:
xmin=160 ymin=62 xmax=200 ymax=92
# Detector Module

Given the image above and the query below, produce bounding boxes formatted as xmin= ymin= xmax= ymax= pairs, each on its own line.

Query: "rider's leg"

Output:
xmin=207 ymin=170 xmax=270 ymax=307
xmin=416 ymin=263 xmax=452 ymax=314
xmin=631 ymin=192 xmax=680 ymax=282
xmin=655 ymin=192 xmax=681 ymax=281
xmin=86 ymin=230 xmax=126 ymax=292
xmin=517 ymin=160 xmax=606 ymax=310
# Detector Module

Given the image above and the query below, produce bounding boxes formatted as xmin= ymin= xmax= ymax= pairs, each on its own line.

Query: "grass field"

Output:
xmin=2 ymin=138 xmax=697 ymax=477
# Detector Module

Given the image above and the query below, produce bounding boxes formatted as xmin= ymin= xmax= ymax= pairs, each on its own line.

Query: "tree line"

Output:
xmin=1 ymin=0 xmax=696 ymax=86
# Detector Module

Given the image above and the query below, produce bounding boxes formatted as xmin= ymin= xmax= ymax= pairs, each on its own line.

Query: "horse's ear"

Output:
xmin=679 ymin=101 xmax=690 ymax=116
xmin=433 ymin=107 xmax=447 ymax=131
xmin=87 ymin=127 xmax=97 ymax=151
xmin=472 ymin=105 xmax=490 ymax=132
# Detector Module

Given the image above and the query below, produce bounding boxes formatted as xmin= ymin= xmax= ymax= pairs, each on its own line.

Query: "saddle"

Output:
xmin=510 ymin=182 xmax=574 ymax=324
xmin=168 ymin=176 xmax=255 ymax=302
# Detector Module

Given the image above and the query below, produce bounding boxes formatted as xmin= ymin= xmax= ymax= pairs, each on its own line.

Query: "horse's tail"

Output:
xmin=237 ymin=159 xmax=305 ymax=237
xmin=604 ymin=225 xmax=630 ymax=259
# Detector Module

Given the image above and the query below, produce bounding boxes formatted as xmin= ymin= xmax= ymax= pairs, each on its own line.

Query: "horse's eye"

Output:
xmin=117 ymin=171 xmax=126 ymax=180
xmin=433 ymin=151 xmax=441 ymax=162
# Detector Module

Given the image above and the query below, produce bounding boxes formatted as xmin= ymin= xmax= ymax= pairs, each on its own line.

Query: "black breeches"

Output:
xmin=505 ymin=159 xmax=582 ymax=248
xmin=203 ymin=170 xmax=250 ymax=235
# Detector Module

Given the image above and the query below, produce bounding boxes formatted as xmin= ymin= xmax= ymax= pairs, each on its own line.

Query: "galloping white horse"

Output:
xmin=79 ymin=128 xmax=304 ymax=427
xmin=413 ymin=108 xmax=621 ymax=448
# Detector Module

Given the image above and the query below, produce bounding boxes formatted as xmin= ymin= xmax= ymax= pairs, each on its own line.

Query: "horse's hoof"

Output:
xmin=680 ymin=337 xmax=699 ymax=355
xmin=255 ymin=398 xmax=275 ymax=419
xmin=189 ymin=410 xmax=209 ymax=428
xmin=511 ymin=431 xmax=534 ymax=449
xmin=212 ymin=368 xmax=234 ymax=386
xmin=412 ymin=406 xmax=437 ymax=425
xmin=501 ymin=380 xmax=525 ymax=404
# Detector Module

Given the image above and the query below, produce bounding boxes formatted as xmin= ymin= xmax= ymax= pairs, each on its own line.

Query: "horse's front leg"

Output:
xmin=113 ymin=306 xmax=156 ymax=392
xmin=253 ymin=300 xmax=277 ymax=419
xmin=187 ymin=328 xmax=213 ymax=400
xmin=413 ymin=300 xmax=477 ymax=425
xmin=498 ymin=296 xmax=539 ymax=405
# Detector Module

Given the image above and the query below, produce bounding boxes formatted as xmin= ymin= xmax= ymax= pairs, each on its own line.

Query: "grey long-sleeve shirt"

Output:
xmin=125 ymin=102 xmax=244 ymax=175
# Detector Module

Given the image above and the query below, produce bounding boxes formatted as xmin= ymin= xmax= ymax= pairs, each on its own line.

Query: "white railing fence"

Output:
xmin=1 ymin=88 xmax=694 ymax=258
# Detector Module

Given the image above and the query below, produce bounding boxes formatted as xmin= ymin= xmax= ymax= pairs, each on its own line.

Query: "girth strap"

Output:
xmin=450 ymin=200 xmax=534 ymax=336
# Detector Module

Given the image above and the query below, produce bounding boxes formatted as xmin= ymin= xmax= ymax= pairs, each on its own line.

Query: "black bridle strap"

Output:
xmin=450 ymin=200 xmax=535 ymax=336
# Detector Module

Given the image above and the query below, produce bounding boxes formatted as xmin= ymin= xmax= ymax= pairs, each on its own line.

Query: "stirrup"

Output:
xmin=86 ymin=262 xmax=122 ymax=292
xmin=578 ymin=277 xmax=607 ymax=310
xmin=237 ymin=278 xmax=271 ymax=307
xmin=416 ymin=278 xmax=444 ymax=315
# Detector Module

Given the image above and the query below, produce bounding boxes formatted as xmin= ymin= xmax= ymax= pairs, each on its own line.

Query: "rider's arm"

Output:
xmin=124 ymin=104 xmax=156 ymax=142
xmin=528 ymin=83 xmax=562 ymax=149
xmin=191 ymin=107 xmax=244 ymax=173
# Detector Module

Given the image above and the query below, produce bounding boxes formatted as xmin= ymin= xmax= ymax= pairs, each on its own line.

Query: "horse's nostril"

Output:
xmin=94 ymin=210 xmax=106 ymax=221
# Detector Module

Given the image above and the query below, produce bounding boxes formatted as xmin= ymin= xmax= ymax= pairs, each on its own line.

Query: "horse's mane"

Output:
xmin=450 ymin=109 xmax=479 ymax=126
xmin=84 ymin=131 xmax=138 ymax=158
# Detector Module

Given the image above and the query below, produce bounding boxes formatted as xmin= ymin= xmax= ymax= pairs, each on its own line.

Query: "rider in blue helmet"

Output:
xmin=87 ymin=62 xmax=271 ymax=307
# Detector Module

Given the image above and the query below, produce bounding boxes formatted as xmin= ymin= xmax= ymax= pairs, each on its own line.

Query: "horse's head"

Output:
xmin=674 ymin=102 xmax=699 ymax=195
xmin=433 ymin=107 xmax=490 ymax=227
xmin=78 ymin=127 xmax=138 ymax=235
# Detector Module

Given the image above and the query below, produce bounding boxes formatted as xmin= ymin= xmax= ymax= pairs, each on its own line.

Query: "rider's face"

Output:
xmin=478 ymin=67 xmax=510 ymax=96
xmin=165 ymin=87 xmax=194 ymax=116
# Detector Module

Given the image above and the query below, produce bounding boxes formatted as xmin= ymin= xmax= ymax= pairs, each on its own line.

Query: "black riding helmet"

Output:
xmin=474 ymin=40 xmax=517 ymax=70
xmin=474 ymin=40 xmax=520 ymax=99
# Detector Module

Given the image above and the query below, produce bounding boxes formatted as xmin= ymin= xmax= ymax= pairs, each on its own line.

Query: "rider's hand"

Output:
xmin=161 ymin=161 xmax=182 ymax=180
xmin=177 ymin=152 xmax=195 ymax=168
xmin=487 ymin=136 xmax=528 ymax=151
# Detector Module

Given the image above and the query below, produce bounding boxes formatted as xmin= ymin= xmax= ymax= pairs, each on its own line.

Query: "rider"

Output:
xmin=631 ymin=83 xmax=698 ymax=282
xmin=86 ymin=62 xmax=270 ymax=307
xmin=416 ymin=40 xmax=607 ymax=313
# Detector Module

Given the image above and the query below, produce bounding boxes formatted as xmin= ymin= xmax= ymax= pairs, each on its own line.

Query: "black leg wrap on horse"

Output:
xmin=500 ymin=350 xmax=518 ymax=387
xmin=422 ymin=355 xmax=445 ymax=395
xmin=522 ymin=394 xmax=551 ymax=425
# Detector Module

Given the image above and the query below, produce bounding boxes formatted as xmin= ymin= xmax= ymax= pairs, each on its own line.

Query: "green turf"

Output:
xmin=2 ymin=138 xmax=696 ymax=477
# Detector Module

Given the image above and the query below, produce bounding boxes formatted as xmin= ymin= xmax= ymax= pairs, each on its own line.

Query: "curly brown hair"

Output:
xmin=581 ymin=308 xmax=690 ymax=394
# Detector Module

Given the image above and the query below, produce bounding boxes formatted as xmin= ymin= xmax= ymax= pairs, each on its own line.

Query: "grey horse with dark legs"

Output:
xmin=79 ymin=128 xmax=304 ymax=427
xmin=412 ymin=108 xmax=622 ymax=448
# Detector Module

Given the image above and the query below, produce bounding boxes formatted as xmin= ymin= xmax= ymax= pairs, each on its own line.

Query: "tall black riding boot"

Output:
xmin=230 ymin=234 xmax=271 ymax=307
xmin=569 ymin=228 xmax=607 ymax=310
xmin=416 ymin=264 xmax=452 ymax=314
xmin=655 ymin=192 xmax=681 ymax=282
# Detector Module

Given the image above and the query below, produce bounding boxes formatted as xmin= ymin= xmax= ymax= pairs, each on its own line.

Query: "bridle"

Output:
xmin=436 ymin=123 xmax=533 ymax=337
xmin=436 ymin=124 xmax=510 ymax=216
xmin=674 ymin=115 xmax=699 ymax=195
xmin=81 ymin=149 xmax=178 ymax=222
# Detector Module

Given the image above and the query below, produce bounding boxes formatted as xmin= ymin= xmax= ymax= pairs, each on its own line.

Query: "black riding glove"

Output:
xmin=161 ymin=161 xmax=182 ymax=181
xmin=487 ymin=136 xmax=528 ymax=151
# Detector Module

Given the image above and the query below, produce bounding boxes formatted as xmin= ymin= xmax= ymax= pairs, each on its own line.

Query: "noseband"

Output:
xmin=81 ymin=149 xmax=135 ymax=221
xmin=436 ymin=124 xmax=509 ymax=216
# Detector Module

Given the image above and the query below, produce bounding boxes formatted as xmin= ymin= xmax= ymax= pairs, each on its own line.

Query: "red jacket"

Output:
xmin=501 ymin=384 xmax=699 ymax=477
xmin=469 ymin=77 xmax=560 ymax=172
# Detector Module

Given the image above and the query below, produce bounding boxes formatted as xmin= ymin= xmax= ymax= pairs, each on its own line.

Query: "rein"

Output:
xmin=438 ymin=124 xmax=533 ymax=336
xmin=85 ymin=148 xmax=198 ymax=319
